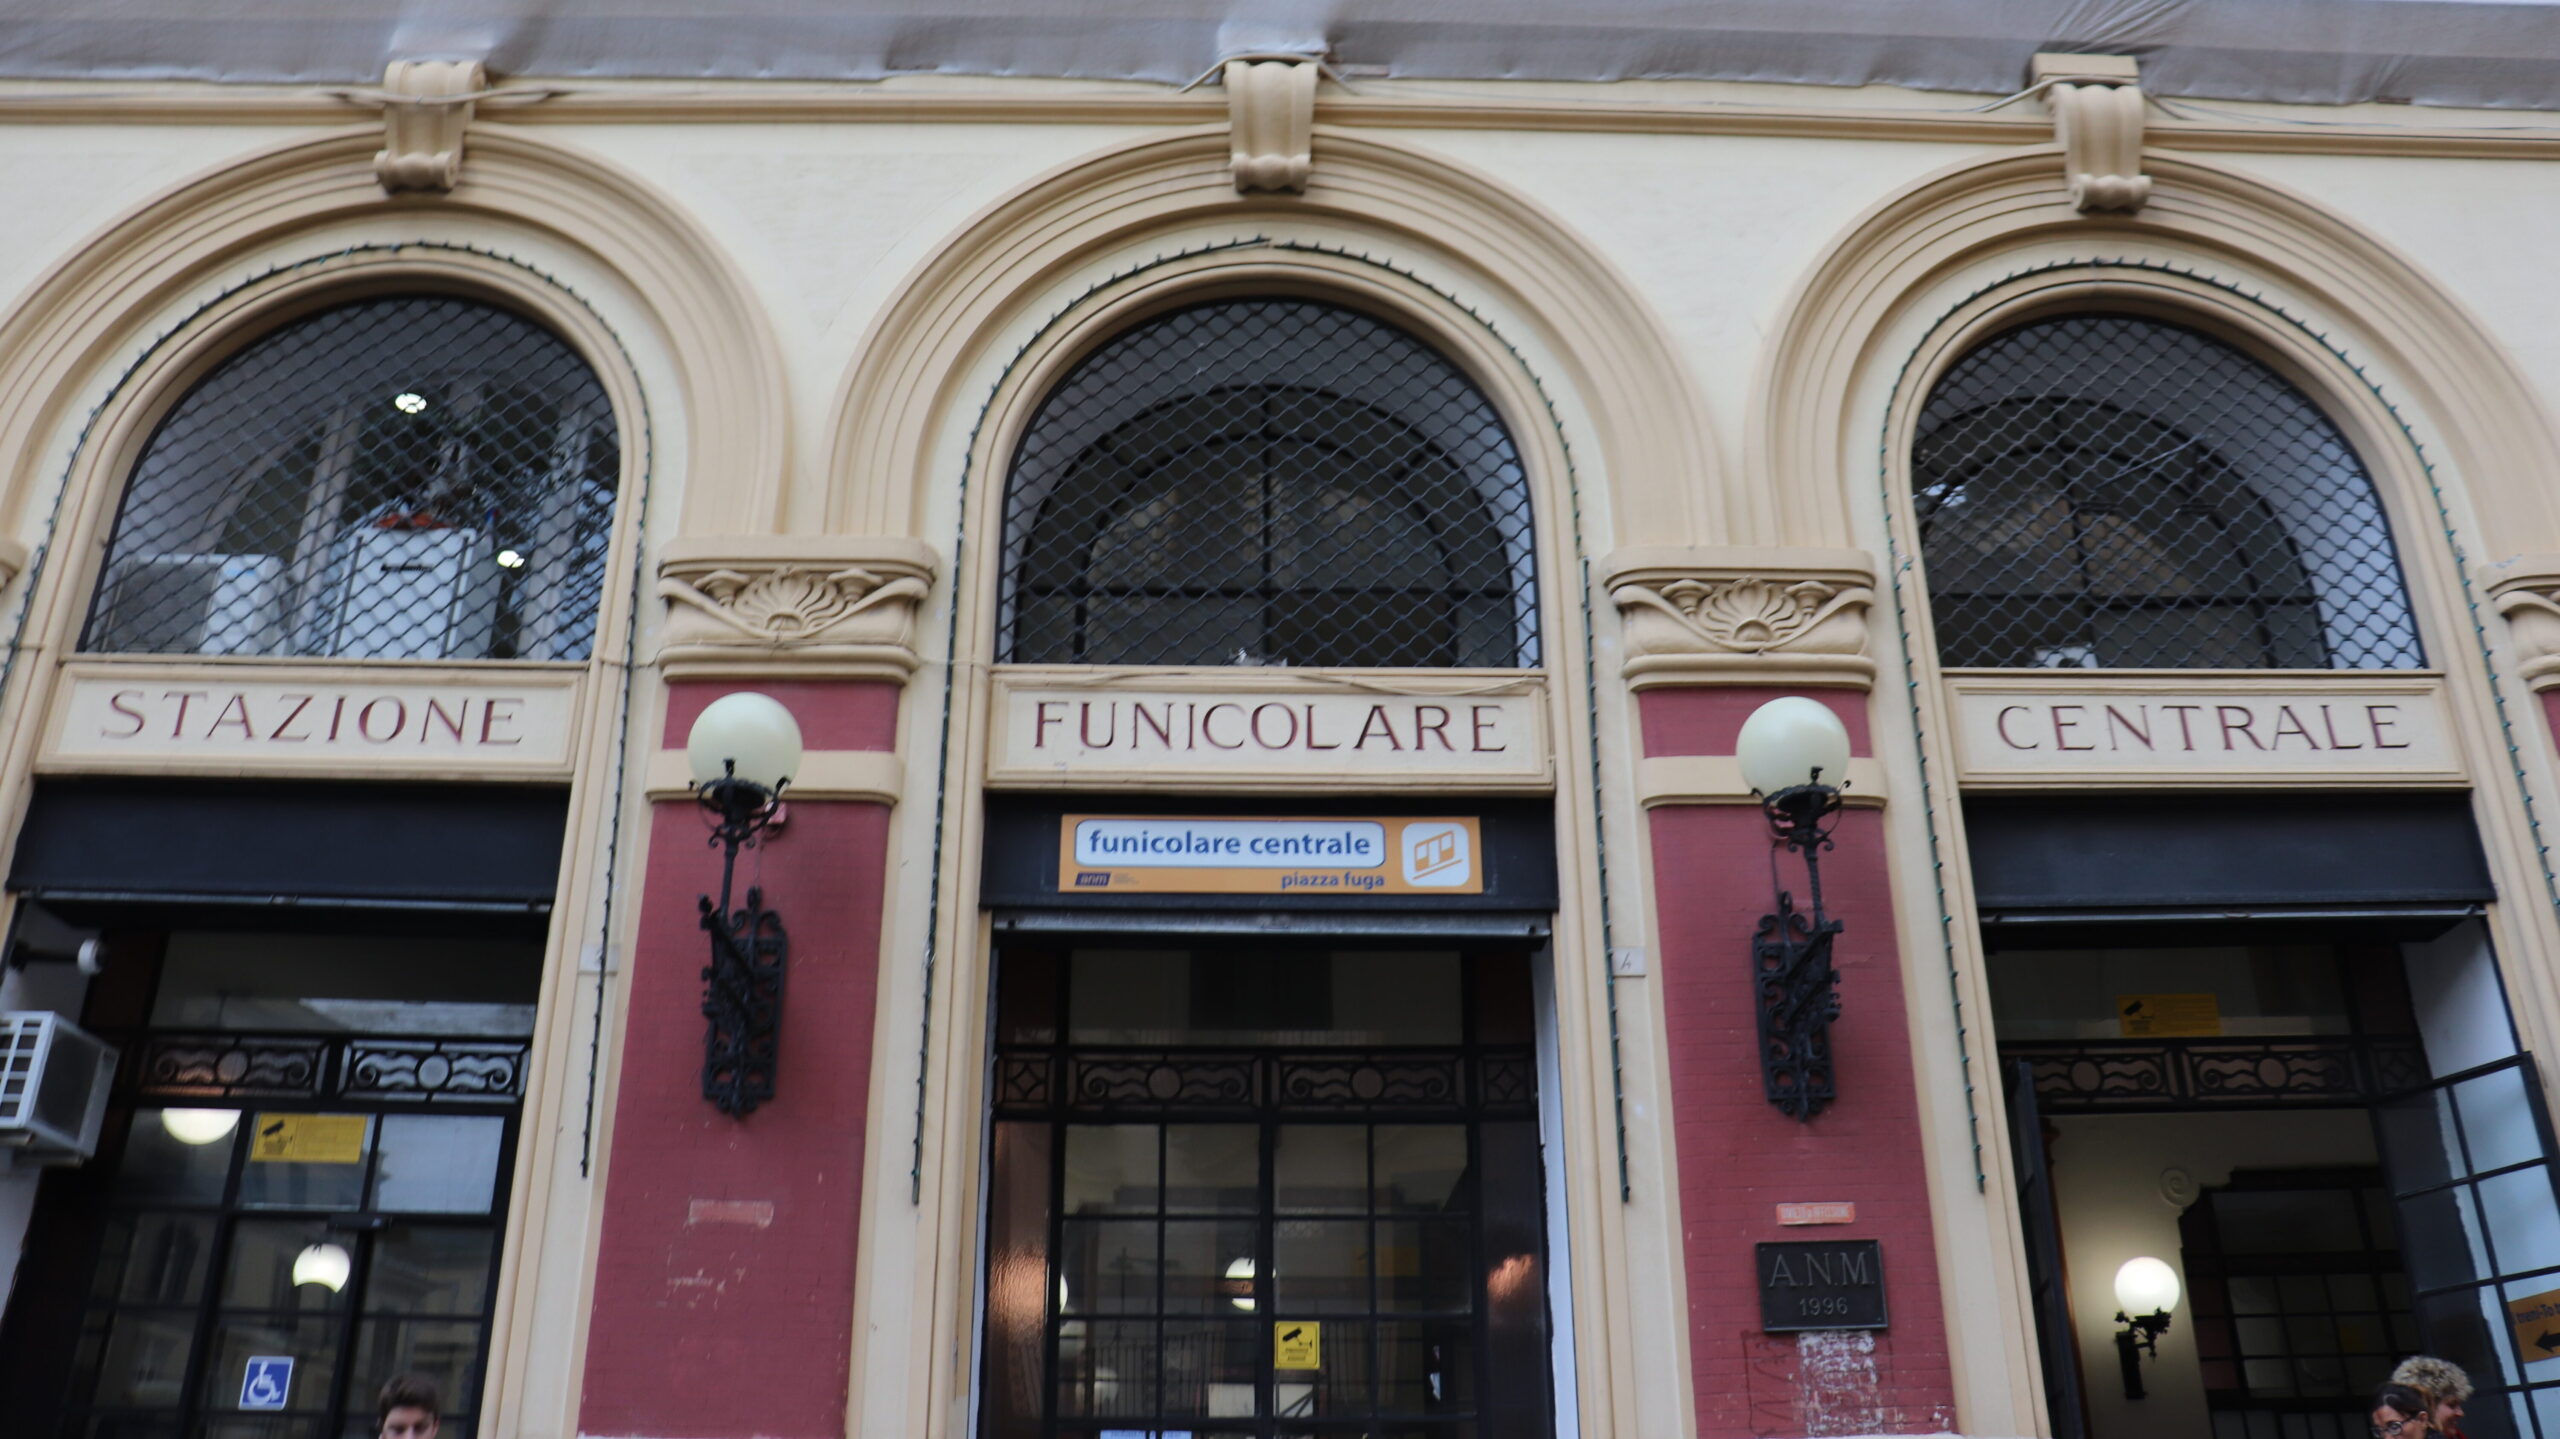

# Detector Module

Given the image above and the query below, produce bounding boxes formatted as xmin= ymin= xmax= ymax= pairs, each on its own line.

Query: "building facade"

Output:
xmin=2 ymin=24 xmax=2560 ymax=1439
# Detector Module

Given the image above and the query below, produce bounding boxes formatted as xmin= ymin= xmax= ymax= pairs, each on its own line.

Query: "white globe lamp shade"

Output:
xmin=1735 ymin=697 xmax=1853 ymax=795
xmin=2114 ymin=1256 xmax=2181 ymax=1316
xmin=1224 ymin=1256 xmax=1258 ymax=1311
xmin=293 ymin=1241 xmax=353 ymax=1292
xmin=159 ymin=1108 xmax=240 ymax=1145
xmin=686 ymin=692 xmax=804 ymax=792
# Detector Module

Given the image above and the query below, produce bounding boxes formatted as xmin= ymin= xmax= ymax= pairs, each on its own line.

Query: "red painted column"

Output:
xmin=1642 ymin=686 xmax=1954 ymax=1436
xmin=581 ymin=680 xmax=899 ymax=1439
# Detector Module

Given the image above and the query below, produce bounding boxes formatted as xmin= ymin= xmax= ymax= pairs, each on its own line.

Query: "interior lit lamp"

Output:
xmin=292 ymin=1242 xmax=352 ymax=1293
xmin=392 ymin=392 xmax=428 ymax=414
xmin=2113 ymin=1255 xmax=2182 ymax=1399
xmin=159 ymin=1108 xmax=239 ymax=1145
xmin=1223 ymin=1256 xmax=1258 ymax=1311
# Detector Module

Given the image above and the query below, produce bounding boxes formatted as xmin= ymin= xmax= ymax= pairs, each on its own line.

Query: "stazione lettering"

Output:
xmin=1032 ymin=699 xmax=1510 ymax=754
xmin=1989 ymin=700 xmax=2412 ymax=754
xmin=95 ymin=688 xmax=528 ymax=747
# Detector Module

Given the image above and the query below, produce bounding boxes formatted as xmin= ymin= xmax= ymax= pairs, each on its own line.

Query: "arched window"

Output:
xmin=1912 ymin=316 xmax=2421 ymax=671
xmin=998 ymin=299 xmax=1538 ymax=668
xmin=86 ymin=296 xmax=621 ymax=661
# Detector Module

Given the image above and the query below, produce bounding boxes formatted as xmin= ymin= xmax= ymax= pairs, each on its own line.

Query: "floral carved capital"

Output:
xmin=1602 ymin=547 xmax=1877 ymax=689
xmin=656 ymin=537 xmax=937 ymax=683
xmin=2489 ymin=558 xmax=2560 ymax=691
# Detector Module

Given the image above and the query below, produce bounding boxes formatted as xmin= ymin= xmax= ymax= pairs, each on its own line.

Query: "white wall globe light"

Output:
xmin=2114 ymin=1255 xmax=2182 ymax=1317
xmin=1735 ymin=695 xmax=1852 ymax=796
xmin=686 ymin=691 xmax=805 ymax=793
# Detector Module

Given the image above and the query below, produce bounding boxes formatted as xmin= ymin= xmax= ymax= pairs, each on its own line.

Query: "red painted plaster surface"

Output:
xmin=663 ymin=678 xmax=902 ymax=753
xmin=1639 ymin=689 xmax=1952 ymax=1436
xmin=1638 ymin=685 xmax=1873 ymax=760
xmin=2543 ymin=689 xmax=2560 ymax=750
xmin=585 ymin=679 xmax=898 ymax=1438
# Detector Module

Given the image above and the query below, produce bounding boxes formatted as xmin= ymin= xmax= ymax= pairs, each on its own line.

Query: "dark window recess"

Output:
xmin=997 ymin=299 xmax=1538 ymax=669
xmin=86 ymin=296 xmax=620 ymax=663
xmin=2184 ymin=1169 xmax=2418 ymax=1439
xmin=1913 ymin=316 xmax=2422 ymax=672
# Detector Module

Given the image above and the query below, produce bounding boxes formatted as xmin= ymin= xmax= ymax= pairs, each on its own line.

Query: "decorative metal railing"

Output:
xmin=131 ymin=1030 xmax=529 ymax=1105
xmin=2004 ymin=1035 xmax=2428 ymax=1113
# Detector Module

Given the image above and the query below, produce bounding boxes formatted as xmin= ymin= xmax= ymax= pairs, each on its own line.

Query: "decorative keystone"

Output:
xmin=373 ymin=60 xmax=485 ymax=194
xmin=1603 ymin=547 xmax=1877 ymax=689
xmin=2034 ymin=52 xmax=2150 ymax=215
xmin=657 ymin=537 xmax=937 ymax=682
xmin=1227 ymin=58 xmax=1317 ymax=194
xmin=2489 ymin=557 xmax=2560 ymax=690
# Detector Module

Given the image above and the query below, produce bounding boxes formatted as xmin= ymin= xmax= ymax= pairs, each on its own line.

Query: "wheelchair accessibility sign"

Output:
xmin=239 ymin=1356 xmax=293 ymax=1410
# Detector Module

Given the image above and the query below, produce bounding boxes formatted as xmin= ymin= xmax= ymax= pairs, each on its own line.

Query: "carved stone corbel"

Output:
xmin=657 ymin=537 xmax=938 ymax=683
xmin=2488 ymin=557 xmax=2560 ymax=690
xmin=373 ymin=60 xmax=485 ymax=194
xmin=2033 ymin=52 xmax=2150 ymax=215
xmin=1603 ymin=547 xmax=1877 ymax=690
xmin=1226 ymin=58 xmax=1317 ymax=194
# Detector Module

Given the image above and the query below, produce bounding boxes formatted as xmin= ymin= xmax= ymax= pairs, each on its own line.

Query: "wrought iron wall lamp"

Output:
xmin=2111 ymin=1256 xmax=2182 ymax=1399
xmin=686 ymin=692 xmax=804 ymax=1118
xmin=1736 ymin=697 xmax=1854 ymax=1121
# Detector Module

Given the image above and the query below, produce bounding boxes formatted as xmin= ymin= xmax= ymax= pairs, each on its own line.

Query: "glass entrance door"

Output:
xmin=980 ymin=945 xmax=1556 ymax=1439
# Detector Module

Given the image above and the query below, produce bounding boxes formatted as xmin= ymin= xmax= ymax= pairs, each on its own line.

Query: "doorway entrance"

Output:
xmin=978 ymin=944 xmax=1556 ymax=1439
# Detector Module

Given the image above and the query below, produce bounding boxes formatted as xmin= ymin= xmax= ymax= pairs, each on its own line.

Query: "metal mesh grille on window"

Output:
xmin=85 ymin=296 xmax=621 ymax=662
xmin=1912 ymin=316 xmax=2422 ymax=671
xmin=999 ymin=299 xmax=1538 ymax=668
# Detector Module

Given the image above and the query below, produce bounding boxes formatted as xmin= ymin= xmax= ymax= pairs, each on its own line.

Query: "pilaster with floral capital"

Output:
xmin=656 ymin=536 xmax=937 ymax=683
xmin=1602 ymin=546 xmax=1878 ymax=690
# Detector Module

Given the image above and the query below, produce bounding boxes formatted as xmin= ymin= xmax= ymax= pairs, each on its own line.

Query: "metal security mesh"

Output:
xmin=86 ymin=296 xmax=620 ymax=662
xmin=1913 ymin=316 xmax=2421 ymax=671
xmin=999 ymin=299 xmax=1538 ymax=668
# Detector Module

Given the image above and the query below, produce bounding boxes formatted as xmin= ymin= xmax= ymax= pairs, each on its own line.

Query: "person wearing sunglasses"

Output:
xmin=2375 ymin=1383 xmax=2437 ymax=1439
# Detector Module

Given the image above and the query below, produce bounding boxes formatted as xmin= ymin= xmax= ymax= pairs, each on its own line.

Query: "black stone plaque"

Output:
xmin=1757 ymin=1239 xmax=1887 ymax=1332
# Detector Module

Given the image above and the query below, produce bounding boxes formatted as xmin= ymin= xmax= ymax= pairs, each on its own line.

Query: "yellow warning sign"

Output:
xmin=2508 ymin=1287 xmax=2560 ymax=1363
xmin=249 ymin=1113 xmax=368 ymax=1164
xmin=2116 ymin=993 xmax=2222 ymax=1038
xmin=1273 ymin=1321 xmax=1321 ymax=1370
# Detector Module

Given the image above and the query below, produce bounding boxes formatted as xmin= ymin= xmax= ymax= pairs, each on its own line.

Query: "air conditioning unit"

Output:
xmin=96 ymin=553 xmax=288 ymax=655
xmin=0 ymin=1011 xmax=116 ymax=1170
xmin=314 ymin=527 xmax=502 ymax=659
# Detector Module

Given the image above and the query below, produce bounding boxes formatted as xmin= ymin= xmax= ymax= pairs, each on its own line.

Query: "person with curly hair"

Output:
xmin=2391 ymin=1356 xmax=2473 ymax=1439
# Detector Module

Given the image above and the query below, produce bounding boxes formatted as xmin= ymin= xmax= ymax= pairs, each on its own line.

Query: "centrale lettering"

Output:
xmin=98 ymin=689 xmax=527 ymax=746
xmin=1032 ymin=699 xmax=1510 ymax=753
xmin=1991 ymin=700 xmax=2412 ymax=753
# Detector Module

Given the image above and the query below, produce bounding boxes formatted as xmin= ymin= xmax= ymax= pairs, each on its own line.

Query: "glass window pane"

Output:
xmin=1062 ymin=1220 xmax=1160 ymax=1315
xmin=88 ymin=1309 xmax=199 ymax=1408
xmin=1377 ymin=1219 xmax=1472 ymax=1313
xmin=983 ymin=1122 xmax=1052 ymax=1439
xmin=2454 ymin=1067 xmax=2544 ymax=1174
xmin=237 ymin=1114 xmax=371 ymax=1210
xmin=1374 ymin=1127 xmax=1468 ymax=1214
xmin=347 ymin=1317 xmax=482 ymax=1423
xmin=1065 ymin=1127 xmax=1159 ymax=1216
xmin=222 ymin=1219 xmax=351 ymax=1313
xmin=1057 ymin=1319 xmax=1155 ymax=1418
xmin=1378 ymin=1318 xmax=1472 ymax=1414
xmin=365 ymin=1225 xmax=496 ymax=1315
xmin=200 ymin=1316 xmax=339 ymax=1413
xmin=371 ymin=1115 xmax=505 ymax=1214
xmin=1158 ymin=1320 xmax=1256 ymax=1419
xmin=1164 ymin=1220 xmax=1259 ymax=1315
xmin=117 ymin=1109 xmax=240 ymax=1203
xmin=1276 ymin=1127 xmax=1367 ymax=1214
xmin=1283 ymin=1317 xmax=1369 ymax=1416
xmin=1163 ymin=1127 xmax=1258 ymax=1214
xmin=104 ymin=1211 xmax=219 ymax=1306
xmin=2479 ymin=1166 xmax=2560 ymax=1275
xmin=2397 ymin=1188 xmax=2491 ymax=1293
xmin=1275 ymin=1219 xmax=1371 ymax=1314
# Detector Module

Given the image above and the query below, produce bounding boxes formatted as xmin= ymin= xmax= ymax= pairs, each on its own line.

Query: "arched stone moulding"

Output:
xmin=0 ymin=122 xmax=795 ymax=1439
xmin=820 ymin=126 xmax=1716 ymax=1439
xmin=1764 ymin=143 xmax=2560 ymax=1438
xmin=820 ymin=125 xmax=1726 ymax=554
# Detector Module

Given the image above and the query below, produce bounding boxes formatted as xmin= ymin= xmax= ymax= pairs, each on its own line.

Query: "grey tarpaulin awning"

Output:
xmin=6 ymin=1 xmax=2560 ymax=111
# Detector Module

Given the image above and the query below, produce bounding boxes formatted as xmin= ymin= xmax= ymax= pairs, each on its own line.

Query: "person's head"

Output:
xmin=2374 ymin=1383 xmax=2436 ymax=1439
xmin=378 ymin=1375 xmax=440 ymax=1439
xmin=2393 ymin=1357 xmax=2474 ymax=1433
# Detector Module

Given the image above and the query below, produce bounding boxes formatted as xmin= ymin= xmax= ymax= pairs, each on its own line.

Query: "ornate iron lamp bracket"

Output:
xmin=1753 ymin=779 xmax=1845 ymax=1121
xmin=696 ymin=764 xmax=789 ymax=1118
